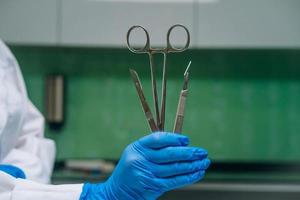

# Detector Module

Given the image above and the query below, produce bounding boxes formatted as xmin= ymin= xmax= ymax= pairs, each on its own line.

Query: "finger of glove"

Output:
xmin=146 ymin=146 xmax=208 ymax=164
xmin=138 ymin=132 xmax=189 ymax=149
xmin=154 ymin=158 xmax=211 ymax=178
xmin=161 ymin=170 xmax=205 ymax=191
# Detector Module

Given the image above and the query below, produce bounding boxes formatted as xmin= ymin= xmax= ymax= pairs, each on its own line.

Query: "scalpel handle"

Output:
xmin=173 ymin=89 xmax=188 ymax=133
xmin=130 ymin=69 xmax=159 ymax=132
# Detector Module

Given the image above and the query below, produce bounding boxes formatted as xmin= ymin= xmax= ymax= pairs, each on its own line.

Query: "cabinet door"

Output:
xmin=196 ymin=0 xmax=300 ymax=48
xmin=0 ymin=0 xmax=58 ymax=45
xmin=61 ymin=0 xmax=194 ymax=47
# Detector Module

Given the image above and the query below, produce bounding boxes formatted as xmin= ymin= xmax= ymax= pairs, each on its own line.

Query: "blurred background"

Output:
xmin=1 ymin=0 xmax=300 ymax=199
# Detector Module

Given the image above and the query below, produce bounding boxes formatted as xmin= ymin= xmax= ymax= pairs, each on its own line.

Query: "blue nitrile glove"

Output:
xmin=80 ymin=132 xmax=210 ymax=200
xmin=0 ymin=164 xmax=26 ymax=179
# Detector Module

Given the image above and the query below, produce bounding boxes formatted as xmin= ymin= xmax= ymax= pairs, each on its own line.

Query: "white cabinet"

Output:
xmin=195 ymin=0 xmax=300 ymax=48
xmin=60 ymin=0 xmax=194 ymax=47
xmin=0 ymin=0 xmax=58 ymax=45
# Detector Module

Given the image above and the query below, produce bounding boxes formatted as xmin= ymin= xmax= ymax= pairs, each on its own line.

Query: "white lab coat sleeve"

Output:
xmin=0 ymin=171 xmax=83 ymax=200
xmin=2 ymin=100 xmax=56 ymax=184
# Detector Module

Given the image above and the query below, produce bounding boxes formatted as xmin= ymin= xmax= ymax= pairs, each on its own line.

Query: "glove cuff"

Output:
xmin=0 ymin=164 xmax=26 ymax=179
xmin=80 ymin=183 xmax=109 ymax=200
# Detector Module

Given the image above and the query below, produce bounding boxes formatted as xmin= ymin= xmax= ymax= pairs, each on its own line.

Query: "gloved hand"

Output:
xmin=0 ymin=164 xmax=26 ymax=179
xmin=80 ymin=132 xmax=210 ymax=200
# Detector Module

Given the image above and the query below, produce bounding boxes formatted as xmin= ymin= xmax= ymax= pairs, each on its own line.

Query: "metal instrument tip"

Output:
xmin=184 ymin=61 xmax=192 ymax=76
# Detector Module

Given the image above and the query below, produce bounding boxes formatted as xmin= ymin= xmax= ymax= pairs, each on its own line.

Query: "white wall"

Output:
xmin=0 ymin=0 xmax=58 ymax=45
xmin=0 ymin=0 xmax=299 ymax=48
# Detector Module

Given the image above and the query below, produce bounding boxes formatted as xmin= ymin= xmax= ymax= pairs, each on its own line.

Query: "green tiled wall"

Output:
xmin=9 ymin=46 xmax=300 ymax=161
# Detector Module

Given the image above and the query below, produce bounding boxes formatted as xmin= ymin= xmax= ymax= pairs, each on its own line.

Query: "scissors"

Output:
xmin=127 ymin=24 xmax=190 ymax=132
